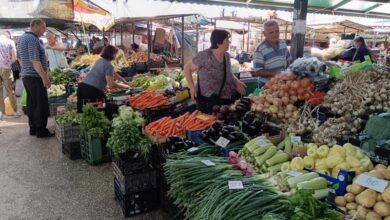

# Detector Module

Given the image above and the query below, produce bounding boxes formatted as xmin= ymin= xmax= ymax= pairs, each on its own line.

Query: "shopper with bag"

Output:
xmin=183 ymin=29 xmax=246 ymax=113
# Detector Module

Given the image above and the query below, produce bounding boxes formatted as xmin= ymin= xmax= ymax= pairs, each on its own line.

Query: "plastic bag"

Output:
xmin=4 ymin=97 xmax=15 ymax=116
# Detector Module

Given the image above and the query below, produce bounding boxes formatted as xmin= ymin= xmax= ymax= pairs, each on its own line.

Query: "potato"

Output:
xmin=335 ymin=196 xmax=346 ymax=206
xmin=344 ymin=193 xmax=355 ymax=202
xmin=356 ymin=206 xmax=368 ymax=219
xmin=388 ymin=166 xmax=390 ymax=171
xmin=366 ymin=211 xmax=382 ymax=220
xmin=355 ymin=189 xmax=377 ymax=208
xmin=374 ymin=201 xmax=390 ymax=217
xmin=375 ymin=164 xmax=387 ymax=171
xmin=385 ymin=216 xmax=390 ymax=220
xmin=346 ymin=202 xmax=357 ymax=210
xmin=348 ymin=210 xmax=357 ymax=216
xmin=377 ymin=194 xmax=383 ymax=202
xmin=350 ymin=184 xmax=365 ymax=195
xmin=346 ymin=185 xmax=352 ymax=193
xmin=368 ymin=170 xmax=385 ymax=179
xmin=383 ymin=188 xmax=390 ymax=203
xmin=382 ymin=169 xmax=390 ymax=180
xmin=337 ymin=206 xmax=347 ymax=212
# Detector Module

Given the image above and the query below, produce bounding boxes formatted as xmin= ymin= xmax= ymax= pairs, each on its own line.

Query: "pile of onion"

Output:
xmin=249 ymin=74 xmax=315 ymax=122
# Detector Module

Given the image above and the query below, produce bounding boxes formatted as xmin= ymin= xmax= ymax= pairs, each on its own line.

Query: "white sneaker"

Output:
xmin=14 ymin=111 xmax=23 ymax=118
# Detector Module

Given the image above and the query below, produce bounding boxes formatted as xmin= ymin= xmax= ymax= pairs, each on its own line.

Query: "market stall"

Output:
xmin=50 ymin=38 xmax=390 ymax=218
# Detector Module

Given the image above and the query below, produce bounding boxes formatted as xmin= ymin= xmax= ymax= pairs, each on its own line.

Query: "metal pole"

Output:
xmin=247 ymin=22 xmax=250 ymax=52
xmin=147 ymin=20 xmax=151 ymax=67
xmin=196 ymin=23 xmax=199 ymax=53
xmin=132 ymin=22 xmax=135 ymax=45
xmin=242 ymin=23 xmax=245 ymax=50
xmin=285 ymin=22 xmax=288 ymax=40
xmin=214 ymin=19 xmax=217 ymax=30
xmin=291 ymin=0 xmax=308 ymax=60
xmin=182 ymin=16 xmax=185 ymax=69
xmin=120 ymin=24 xmax=123 ymax=46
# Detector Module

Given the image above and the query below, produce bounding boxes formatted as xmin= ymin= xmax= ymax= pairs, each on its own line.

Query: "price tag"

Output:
xmin=216 ymin=136 xmax=230 ymax=148
xmin=228 ymin=181 xmax=244 ymax=190
xmin=175 ymin=90 xmax=190 ymax=102
xmin=201 ymin=160 xmax=215 ymax=166
xmin=291 ymin=136 xmax=301 ymax=144
xmin=355 ymin=174 xmax=388 ymax=193
xmin=256 ymin=138 xmax=268 ymax=147
xmin=187 ymin=147 xmax=199 ymax=152
xmin=288 ymin=171 xmax=303 ymax=177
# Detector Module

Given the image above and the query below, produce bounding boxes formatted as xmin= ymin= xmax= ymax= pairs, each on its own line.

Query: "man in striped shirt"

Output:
xmin=252 ymin=20 xmax=292 ymax=84
xmin=17 ymin=19 xmax=54 ymax=138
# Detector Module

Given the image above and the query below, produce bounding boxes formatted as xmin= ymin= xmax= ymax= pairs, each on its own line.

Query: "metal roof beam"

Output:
xmin=364 ymin=3 xmax=383 ymax=13
xmin=331 ymin=0 xmax=352 ymax=10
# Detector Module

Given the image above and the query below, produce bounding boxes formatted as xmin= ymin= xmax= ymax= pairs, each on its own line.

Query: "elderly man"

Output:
xmin=252 ymin=20 xmax=292 ymax=84
xmin=0 ymin=30 xmax=18 ymax=119
xmin=45 ymin=32 xmax=69 ymax=71
xmin=17 ymin=19 xmax=53 ymax=138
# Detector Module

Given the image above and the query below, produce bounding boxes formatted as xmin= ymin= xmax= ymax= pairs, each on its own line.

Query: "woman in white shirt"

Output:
xmin=45 ymin=32 xmax=69 ymax=70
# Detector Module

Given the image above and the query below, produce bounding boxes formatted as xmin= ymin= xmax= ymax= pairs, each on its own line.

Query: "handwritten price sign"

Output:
xmin=355 ymin=174 xmax=388 ymax=193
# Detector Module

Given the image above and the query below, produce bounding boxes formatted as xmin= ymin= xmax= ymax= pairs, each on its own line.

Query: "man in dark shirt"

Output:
xmin=17 ymin=19 xmax=53 ymax=138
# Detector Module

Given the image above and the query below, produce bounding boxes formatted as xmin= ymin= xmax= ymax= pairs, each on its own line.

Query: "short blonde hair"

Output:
xmin=46 ymin=32 xmax=56 ymax=39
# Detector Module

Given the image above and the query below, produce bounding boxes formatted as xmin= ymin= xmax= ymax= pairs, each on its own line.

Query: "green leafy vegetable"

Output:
xmin=108 ymin=106 xmax=151 ymax=157
xmin=79 ymin=104 xmax=110 ymax=139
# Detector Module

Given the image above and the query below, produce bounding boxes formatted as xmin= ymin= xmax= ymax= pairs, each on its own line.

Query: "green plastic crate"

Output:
xmin=240 ymin=78 xmax=259 ymax=96
xmin=80 ymin=135 xmax=110 ymax=165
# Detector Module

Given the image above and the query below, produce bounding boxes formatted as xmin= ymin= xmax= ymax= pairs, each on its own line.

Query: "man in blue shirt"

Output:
xmin=252 ymin=20 xmax=292 ymax=84
xmin=17 ymin=19 xmax=53 ymax=138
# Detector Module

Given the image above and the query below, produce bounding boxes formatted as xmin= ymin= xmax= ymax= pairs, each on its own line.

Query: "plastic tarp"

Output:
xmin=0 ymin=0 xmax=114 ymax=31
xmin=174 ymin=27 xmax=197 ymax=65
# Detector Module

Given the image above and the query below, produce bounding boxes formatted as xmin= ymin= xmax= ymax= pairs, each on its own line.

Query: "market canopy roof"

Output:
xmin=308 ymin=19 xmax=373 ymax=34
xmin=164 ymin=0 xmax=390 ymax=19
xmin=0 ymin=0 xmax=114 ymax=30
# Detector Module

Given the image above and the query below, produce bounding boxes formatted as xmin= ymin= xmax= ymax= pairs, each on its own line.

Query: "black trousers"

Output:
xmin=77 ymin=83 xmax=105 ymax=113
xmin=22 ymin=76 xmax=49 ymax=134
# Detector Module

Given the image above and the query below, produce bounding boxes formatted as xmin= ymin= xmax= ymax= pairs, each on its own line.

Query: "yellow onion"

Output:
xmin=269 ymin=105 xmax=278 ymax=113
xmin=286 ymin=104 xmax=295 ymax=112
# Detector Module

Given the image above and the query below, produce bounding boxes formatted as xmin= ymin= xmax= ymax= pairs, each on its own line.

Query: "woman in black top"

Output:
xmin=342 ymin=36 xmax=372 ymax=62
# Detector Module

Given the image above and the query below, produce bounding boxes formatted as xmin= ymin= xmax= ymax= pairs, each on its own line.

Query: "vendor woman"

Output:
xmin=341 ymin=36 xmax=372 ymax=62
xmin=183 ymin=29 xmax=246 ymax=113
xmin=77 ymin=45 xmax=130 ymax=112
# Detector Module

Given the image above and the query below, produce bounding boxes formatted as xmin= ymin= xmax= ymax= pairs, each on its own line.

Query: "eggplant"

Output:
xmin=167 ymin=136 xmax=182 ymax=144
xmin=223 ymin=125 xmax=236 ymax=132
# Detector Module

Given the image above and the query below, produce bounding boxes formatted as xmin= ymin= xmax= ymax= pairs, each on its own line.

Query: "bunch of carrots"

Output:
xmin=144 ymin=110 xmax=216 ymax=140
xmin=128 ymin=91 xmax=170 ymax=110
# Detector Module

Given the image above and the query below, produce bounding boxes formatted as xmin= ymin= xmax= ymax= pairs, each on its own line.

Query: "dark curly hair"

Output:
xmin=210 ymin=29 xmax=230 ymax=49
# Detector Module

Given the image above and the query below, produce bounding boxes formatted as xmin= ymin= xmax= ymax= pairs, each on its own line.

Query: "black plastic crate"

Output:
xmin=113 ymin=163 xmax=157 ymax=194
xmin=62 ymin=142 xmax=81 ymax=160
xmin=112 ymin=152 xmax=153 ymax=176
xmin=160 ymin=188 xmax=185 ymax=220
xmin=55 ymin=122 xmax=80 ymax=144
xmin=114 ymin=178 xmax=159 ymax=217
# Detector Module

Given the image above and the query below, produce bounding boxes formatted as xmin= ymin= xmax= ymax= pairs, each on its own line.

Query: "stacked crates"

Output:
xmin=112 ymin=153 xmax=159 ymax=217
xmin=55 ymin=122 xmax=81 ymax=160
